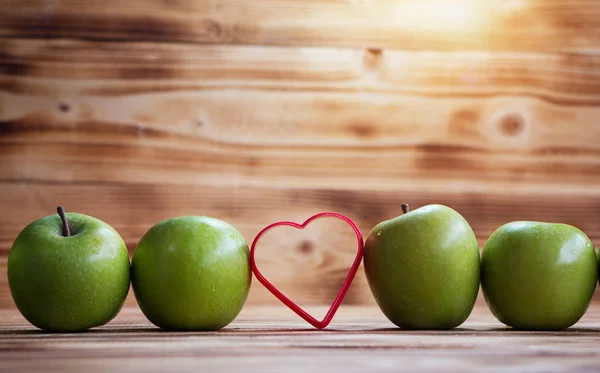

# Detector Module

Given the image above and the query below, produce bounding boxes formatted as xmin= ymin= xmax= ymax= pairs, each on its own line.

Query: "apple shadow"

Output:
xmin=368 ymin=327 xmax=479 ymax=333
xmin=0 ymin=327 xmax=164 ymax=335
xmin=0 ymin=329 xmax=49 ymax=335
xmin=368 ymin=327 xmax=600 ymax=335
xmin=120 ymin=327 xmax=324 ymax=335
xmin=482 ymin=327 xmax=600 ymax=335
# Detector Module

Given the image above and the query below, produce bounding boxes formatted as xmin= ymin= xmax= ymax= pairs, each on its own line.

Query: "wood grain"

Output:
xmin=1 ymin=1 xmax=600 ymax=311
xmin=1 ymin=0 xmax=600 ymax=51
xmin=2 ymin=39 xmax=600 ymax=104
xmin=2 ymin=91 xmax=600 ymax=193
xmin=3 ymin=305 xmax=600 ymax=373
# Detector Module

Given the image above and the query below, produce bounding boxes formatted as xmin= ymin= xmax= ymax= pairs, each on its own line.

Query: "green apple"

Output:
xmin=131 ymin=216 xmax=251 ymax=330
xmin=364 ymin=204 xmax=480 ymax=329
xmin=8 ymin=207 xmax=130 ymax=332
xmin=481 ymin=221 xmax=597 ymax=330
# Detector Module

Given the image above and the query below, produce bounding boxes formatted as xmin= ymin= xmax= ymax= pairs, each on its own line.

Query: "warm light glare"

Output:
xmin=499 ymin=0 xmax=527 ymax=12
xmin=387 ymin=1 xmax=481 ymax=31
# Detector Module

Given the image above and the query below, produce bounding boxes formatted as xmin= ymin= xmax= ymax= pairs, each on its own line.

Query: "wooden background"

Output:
xmin=1 ymin=0 xmax=600 ymax=311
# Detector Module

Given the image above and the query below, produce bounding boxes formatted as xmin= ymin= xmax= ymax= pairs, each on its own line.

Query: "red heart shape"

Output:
xmin=250 ymin=212 xmax=364 ymax=329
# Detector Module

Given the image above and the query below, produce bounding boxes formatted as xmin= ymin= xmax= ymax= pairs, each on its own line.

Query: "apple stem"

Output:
xmin=57 ymin=206 xmax=71 ymax=237
xmin=401 ymin=204 xmax=410 ymax=214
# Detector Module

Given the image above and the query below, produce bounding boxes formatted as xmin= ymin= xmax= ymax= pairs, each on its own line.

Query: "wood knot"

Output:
xmin=366 ymin=48 xmax=383 ymax=57
xmin=202 ymin=19 xmax=223 ymax=40
xmin=349 ymin=122 xmax=377 ymax=138
xmin=297 ymin=240 xmax=314 ymax=255
xmin=498 ymin=114 xmax=525 ymax=136
xmin=448 ymin=109 xmax=480 ymax=137
xmin=58 ymin=102 xmax=70 ymax=113
xmin=364 ymin=48 xmax=384 ymax=70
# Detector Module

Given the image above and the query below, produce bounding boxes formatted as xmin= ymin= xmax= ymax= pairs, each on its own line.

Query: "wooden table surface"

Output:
xmin=2 ymin=304 xmax=600 ymax=373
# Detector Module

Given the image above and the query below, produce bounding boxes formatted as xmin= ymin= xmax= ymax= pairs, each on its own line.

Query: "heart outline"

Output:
xmin=250 ymin=212 xmax=364 ymax=329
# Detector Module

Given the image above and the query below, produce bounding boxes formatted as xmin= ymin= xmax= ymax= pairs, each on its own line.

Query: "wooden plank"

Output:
xmin=2 ymin=87 xmax=600 ymax=192
xmin=1 ymin=182 xmax=599 ymax=309
xmin=2 ymin=41 xmax=599 ymax=193
xmin=2 ymin=39 xmax=600 ymax=104
xmin=1 ymin=0 xmax=600 ymax=51
xmin=2 ymin=42 xmax=599 ymax=195
xmin=2 ymin=305 xmax=600 ymax=373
